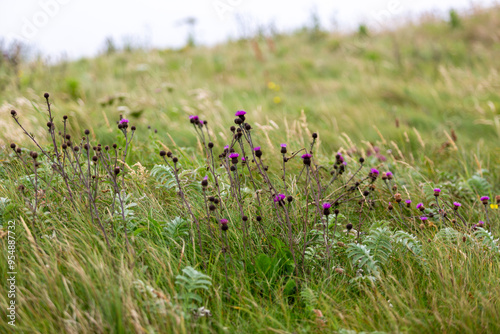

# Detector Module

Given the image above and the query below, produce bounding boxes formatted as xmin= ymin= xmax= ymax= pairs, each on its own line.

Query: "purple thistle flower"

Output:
xmin=203 ymin=176 xmax=208 ymax=180
xmin=453 ymin=202 xmax=461 ymax=208
xmin=301 ymin=153 xmax=312 ymax=159
xmin=224 ymin=145 xmax=229 ymax=150
xmin=478 ymin=221 xmax=485 ymax=226
xmin=386 ymin=171 xmax=393 ymax=177
xmin=220 ymin=218 xmax=229 ymax=231
xmin=280 ymin=143 xmax=287 ymax=148
xmin=480 ymin=196 xmax=490 ymax=202
xmin=274 ymin=194 xmax=286 ymax=203
xmin=235 ymin=110 xmax=246 ymax=116
xmin=420 ymin=216 xmax=428 ymax=221
xmin=322 ymin=202 xmax=331 ymax=209
xmin=241 ymin=157 xmax=246 ymax=162
xmin=229 ymin=153 xmax=239 ymax=159
xmin=433 ymin=188 xmax=441 ymax=193
xmin=371 ymin=168 xmax=379 ymax=175
xmin=416 ymin=203 xmax=424 ymax=209
xmin=119 ymin=119 xmax=129 ymax=124
xmin=405 ymin=200 xmax=412 ymax=204
xmin=189 ymin=115 xmax=199 ymax=121
xmin=254 ymin=146 xmax=261 ymax=151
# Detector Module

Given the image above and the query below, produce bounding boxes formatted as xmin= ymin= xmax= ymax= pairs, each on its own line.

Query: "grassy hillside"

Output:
xmin=0 ymin=6 xmax=499 ymax=334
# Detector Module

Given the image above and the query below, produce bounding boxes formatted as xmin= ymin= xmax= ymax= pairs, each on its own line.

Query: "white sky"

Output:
xmin=0 ymin=0 xmax=497 ymax=59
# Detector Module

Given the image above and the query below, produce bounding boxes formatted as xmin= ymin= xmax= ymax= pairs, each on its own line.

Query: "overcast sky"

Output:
xmin=0 ymin=0 xmax=497 ymax=59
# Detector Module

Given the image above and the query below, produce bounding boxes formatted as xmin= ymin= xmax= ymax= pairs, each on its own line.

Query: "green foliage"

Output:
xmin=347 ymin=243 xmax=381 ymax=277
xmin=358 ymin=24 xmax=369 ymax=37
xmin=151 ymin=164 xmax=177 ymax=190
xmin=449 ymin=9 xmax=461 ymax=29
xmin=393 ymin=230 xmax=422 ymax=256
xmin=467 ymin=174 xmax=492 ymax=195
xmin=474 ymin=227 xmax=500 ymax=254
xmin=163 ymin=216 xmax=190 ymax=243
xmin=347 ymin=228 xmax=424 ymax=280
xmin=175 ymin=266 xmax=212 ymax=308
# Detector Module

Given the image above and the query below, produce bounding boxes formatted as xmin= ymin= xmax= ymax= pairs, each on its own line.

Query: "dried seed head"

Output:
xmin=10 ymin=143 xmax=16 ymax=149
xmin=10 ymin=110 xmax=17 ymax=116
xmin=312 ymin=132 xmax=318 ymax=139
xmin=346 ymin=223 xmax=353 ymax=231
xmin=114 ymin=167 xmax=120 ymax=175
xmin=44 ymin=92 xmax=49 ymax=99
xmin=84 ymin=129 xmax=90 ymax=135
xmin=159 ymin=150 xmax=166 ymax=157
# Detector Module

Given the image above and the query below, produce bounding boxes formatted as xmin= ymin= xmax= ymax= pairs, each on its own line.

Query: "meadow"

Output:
xmin=0 ymin=6 xmax=499 ymax=334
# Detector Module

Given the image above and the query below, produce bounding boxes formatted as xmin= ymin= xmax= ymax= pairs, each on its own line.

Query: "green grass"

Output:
xmin=0 ymin=6 xmax=500 ymax=334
